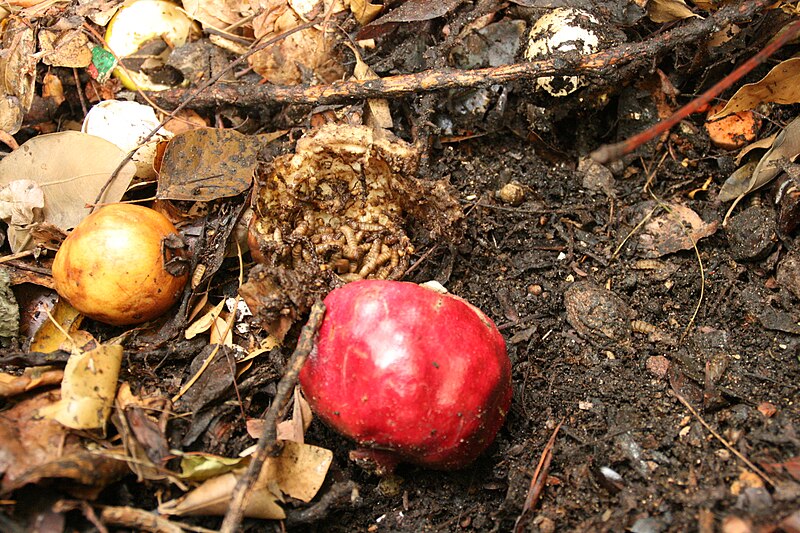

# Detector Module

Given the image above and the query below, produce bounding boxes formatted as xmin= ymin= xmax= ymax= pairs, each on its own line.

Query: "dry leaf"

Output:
xmin=0 ymin=367 xmax=64 ymax=398
xmin=275 ymin=388 xmax=313 ymax=443
xmin=345 ymin=0 xmax=383 ymax=25
xmin=210 ymin=315 xmax=233 ymax=346
xmin=638 ymin=203 xmax=718 ymax=257
xmin=711 ymin=57 xmax=800 ymax=119
xmin=29 ymin=298 xmax=84 ymax=353
xmin=0 ymin=180 xmax=44 ymax=252
xmin=159 ymin=441 xmax=332 ymax=519
xmin=646 ymin=0 xmax=700 ymax=23
xmin=0 ymin=18 xmax=36 ymax=134
xmin=42 ymin=72 xmax=65 ymax=107
xmin=157 ymin=128 xmax=258 ymax=201
xmin=0 ymin=389 xmax=128 ymax=494
xmin=38 ymin=28 xmax=92 ymax=68
xmin=185 ymin=300 xmax=226 ymax=339
xmin=38 ymin=343 xmax=123 ymax=429
xmin=720 ymin=116 xmax=800 ymax=202
xmin=178 ymin=452 xmax=245 ymax=482
xmin=249 ymin=0 xmax=345 ymax=84
xmin=0 ymin=132 xmax=136 ymax=237
xmin=345 ymin=42 xmax=392 ymax=129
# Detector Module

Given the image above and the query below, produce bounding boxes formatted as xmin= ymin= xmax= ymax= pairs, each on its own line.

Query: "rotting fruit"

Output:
xmin=299 ymin=279 xmax=512 ymax=471
xmin=52 ymin=204 xmax=188 ymax=326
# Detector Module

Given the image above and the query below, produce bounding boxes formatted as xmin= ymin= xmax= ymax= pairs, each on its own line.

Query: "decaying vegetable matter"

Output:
xmin=52 ymin=204 xmax=188 ymax=326
xmin=241 ymin=125 xmax=462 ymax=337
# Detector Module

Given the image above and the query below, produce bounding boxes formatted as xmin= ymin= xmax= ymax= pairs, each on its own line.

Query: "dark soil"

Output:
xmin=3 ymin=2 xmax=800 ymax=532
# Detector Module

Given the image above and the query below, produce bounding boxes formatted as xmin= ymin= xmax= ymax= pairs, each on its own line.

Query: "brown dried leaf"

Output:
xmin=711 ymin=57 xmax=800 ymax=119
xmin=38 ymin=344 xmax=123 ymax=430
xmin=0 ymin=389 xmax=129 ymax=494
xmin=345 ymin=0 xmax=383 ymax=25
xmin=646 ymin=0 xmax=700 ymax=23
xmin=639 ymin=203 xmax=718 ymax=257
xmin=0 ymin=367 xmax=64 ymax=398
xmin=720 ymin=116 xmax=800 ymax=202
xmin=157 ymin=128 xmax=258 ymax=201
xmin=369 ymin=0 xmax=461 ymax=24
xmin=0 ymin=19 xmax=37 ymax=122
xmin=29 ymin=298 xmax=84 ymax=354
xmin=159 ymin=441 xmax=332 ymax=519
xmin=0 ymin=132 xmax=136 ymax=235
xmin=250 ymin=1 xmax=345 ymax=84
xmin=38 ymin=28 xmax=92 ymax=68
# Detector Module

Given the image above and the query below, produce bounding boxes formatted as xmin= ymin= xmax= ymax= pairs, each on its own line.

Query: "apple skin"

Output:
xmin=300 ymin=279 xmax=512 ymax=470
xmin=52 ymin=204 xmax=188 ymax=326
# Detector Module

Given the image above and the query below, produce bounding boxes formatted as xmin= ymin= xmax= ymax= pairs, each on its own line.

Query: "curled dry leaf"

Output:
xmin=38 ymin=28 xmax=92 ymax=68
xmin=38 ymin=343 xmax=123 ymax=430
xmin=0 ymin=367 xmax=65 ymax=398
xmin=0 ymin=18 xmax=36 ymax=135
xmin=719 ymin=116 xmax=800 ymax=202
xmin=249 ymin=0 xmax=345 ymax=84
xmin=710 ymin=57 xmax=800 ymax=120
xmin=159 ymin=441 xmax=332 ymax=519
xmin=0 ymin=390 xmax=127 ymax=494
xmin=646 ymin=0 xmax=700 ymax=23
xmin=0 ymin=180 xmax=44 ymax=252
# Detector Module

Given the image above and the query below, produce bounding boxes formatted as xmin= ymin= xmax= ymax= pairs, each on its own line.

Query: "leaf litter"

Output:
xmin=1 ymin=1 xmax=800 ymax=531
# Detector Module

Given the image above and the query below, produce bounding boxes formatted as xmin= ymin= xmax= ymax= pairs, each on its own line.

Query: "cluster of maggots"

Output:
xmin=256 ymin=216 xmax=412 ymax=282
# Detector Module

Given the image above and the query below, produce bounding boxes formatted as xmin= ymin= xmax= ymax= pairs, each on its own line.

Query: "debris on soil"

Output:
xmin=242 ymin=124 xmax=462 ymax=336
xmin=2 ymin=1 xmax=800 ymax=531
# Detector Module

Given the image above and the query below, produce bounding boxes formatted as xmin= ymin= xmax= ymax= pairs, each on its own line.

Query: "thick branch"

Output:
xmin=147 ymin=0 xmax=773 ymax=109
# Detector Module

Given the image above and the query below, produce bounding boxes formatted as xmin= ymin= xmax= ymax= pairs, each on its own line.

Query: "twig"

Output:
xmin=219 ymin=300 xmax=326 ymax=533
xmin=513 ymin=419 xmax=564 ymax=533
xmin=672 ymin=389 xmax=776 ymax=488
xmin=147 ymin=0 xmax=774 ymax=109
xmin=591 ymin=17 xmax=800 ymax=164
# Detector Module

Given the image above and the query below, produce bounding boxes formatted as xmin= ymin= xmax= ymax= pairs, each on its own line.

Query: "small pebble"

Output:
xmin=646 ymin=355 xmax=670 ymax=378
xmin=757 ymin=401 xmax=777 ymax=418
xmin=496 ymin=181 xmax=526 ymax=206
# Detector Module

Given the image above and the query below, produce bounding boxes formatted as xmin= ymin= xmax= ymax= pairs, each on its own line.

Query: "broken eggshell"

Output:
xmin=523 ymin=8 xmax=601 ymax=97
xmin=82 ymin=100 xmax=171 ymax=179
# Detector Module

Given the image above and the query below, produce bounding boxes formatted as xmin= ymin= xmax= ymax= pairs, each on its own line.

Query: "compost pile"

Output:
xmin=1 ymin=0 xmax=800 ymax=531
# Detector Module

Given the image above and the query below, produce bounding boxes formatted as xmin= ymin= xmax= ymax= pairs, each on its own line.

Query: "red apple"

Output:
xmin=300 ymin=280 xmax=512 ymax=470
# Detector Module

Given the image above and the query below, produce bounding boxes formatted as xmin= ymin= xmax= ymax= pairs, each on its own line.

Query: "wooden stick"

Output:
xmin=219 ymin=300 xmax=325 ymax=533
xmin=147 ymin=0 xmax=774 ymax=109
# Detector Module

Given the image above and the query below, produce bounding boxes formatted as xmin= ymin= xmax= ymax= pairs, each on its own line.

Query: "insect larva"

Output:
xmin=631 ymin=320 xmax=658 ymax=334
xmin=191 ymin=264 xmax=207 ymax=289
xmin=359 ymin=239 xmax=383 ymax=277
xmin=341 ymin=225 xmax=360 ymax=260
xmin=632 ymin=259 xmax=662 ymax=270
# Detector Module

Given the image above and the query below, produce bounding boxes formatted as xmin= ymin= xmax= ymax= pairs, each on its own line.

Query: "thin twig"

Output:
xmin=591 ymin=17 xmax=800 ymax=163
xmin=513 ymin=419 xmax=564 ymax=533
xmin=147 ymin=0 xmax=774 ymax=109
xmin=672 ymin=389 xmax=776 ymax=487
xmin=219 ymin=300 xmax=326 ymax=533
